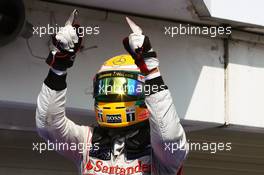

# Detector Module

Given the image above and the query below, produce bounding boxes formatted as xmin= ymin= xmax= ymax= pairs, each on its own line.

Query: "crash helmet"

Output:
xmin=93 ymin=54 xmax=150 ymax=128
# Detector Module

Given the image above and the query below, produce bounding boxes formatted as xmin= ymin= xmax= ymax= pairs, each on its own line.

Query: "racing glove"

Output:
xmin=44 ymin=10 xmax=82 ymax=91
xmin=123 ymin=34 xmax=159 ymax=75
xmin=123 ymin=17 xmax=159 ymax=75
xmin=123 ymin=17 xmax=167 ymax=95
xmin=46 ymin=23 xmax=82 ymax=72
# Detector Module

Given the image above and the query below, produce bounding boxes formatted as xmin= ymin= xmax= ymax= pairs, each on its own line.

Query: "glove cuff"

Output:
xmin=145 ymin=70 xmax=161 ymax=80
xmin=50 ymin=67 xmax=67 ymax=75
xmin=44 ymin=69 xmax=67 ymax=91
xmin=145 ymin=76 xmax=168 ymax=96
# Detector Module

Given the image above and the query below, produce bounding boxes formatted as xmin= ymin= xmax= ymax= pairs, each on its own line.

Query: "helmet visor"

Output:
xmin=94 ymin=77 xmax=145 ymax=102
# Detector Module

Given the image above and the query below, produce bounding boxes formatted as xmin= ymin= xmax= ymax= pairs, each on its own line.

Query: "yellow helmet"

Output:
xmin=93 ymin=54 xmax=150 ymax=128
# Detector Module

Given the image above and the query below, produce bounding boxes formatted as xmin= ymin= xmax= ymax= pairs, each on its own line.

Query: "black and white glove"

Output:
xmin=123 ymin=17 xmax=167 ymax=95
xmin=44 ymin=10 xmax=82 ymax=91
xmin=46 ymin=23 xmax=82 ymax=73
xmin=123 ymin=17 xmax=159 ymax=76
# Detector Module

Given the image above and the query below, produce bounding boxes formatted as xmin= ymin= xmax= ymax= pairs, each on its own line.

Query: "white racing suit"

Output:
xmin=36 ymin=70 xmax=188 ymax=175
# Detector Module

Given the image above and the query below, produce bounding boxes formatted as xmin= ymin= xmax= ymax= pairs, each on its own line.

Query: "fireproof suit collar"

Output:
xmin=89 ymin=120 xmax=151 ymax=160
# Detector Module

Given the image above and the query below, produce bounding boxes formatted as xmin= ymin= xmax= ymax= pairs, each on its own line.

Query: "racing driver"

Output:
xmin=35 ymin=11 xmax=188 ymax=175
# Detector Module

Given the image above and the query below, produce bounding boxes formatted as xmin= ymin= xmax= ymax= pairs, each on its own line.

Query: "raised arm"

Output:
xmin=36 ymin=11 xmax=92 ymax=162
xmin=123 ymin=17 xmax=188 ymax=174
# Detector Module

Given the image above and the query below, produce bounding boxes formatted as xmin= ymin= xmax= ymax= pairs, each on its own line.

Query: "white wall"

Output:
xmin=203 ymin=0 xmax=264 ymax=26
xmin=0 ymin=0 xmax=264 ymax=128
xmin=228 ymin=41 xmax=264 ymax=127
xmin=0 ymin=1 xmax=225 ymax=124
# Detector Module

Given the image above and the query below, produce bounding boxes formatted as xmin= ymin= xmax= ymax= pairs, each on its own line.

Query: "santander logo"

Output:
xmin=86 ymin=161 xmax=93 ymax=170
xmin=85 ymin=160 xmax=151 ymax=175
